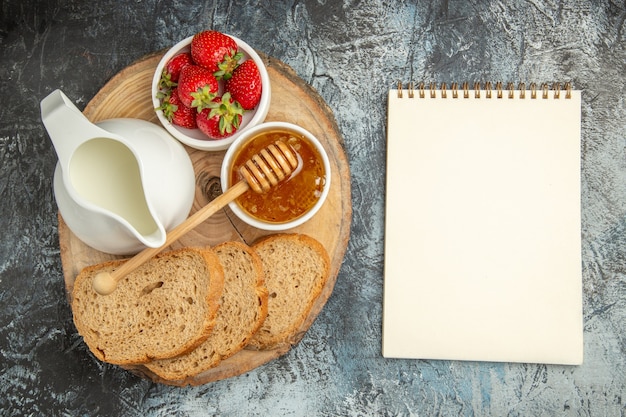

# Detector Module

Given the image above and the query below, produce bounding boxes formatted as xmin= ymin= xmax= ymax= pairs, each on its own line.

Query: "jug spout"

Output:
xmin=136 ymin=227 xmax=167 ymax=250
xmin=125 ymin=217 xmax=167 ymax=249
xmin=40 ymin=89 xmax=117 ymax=169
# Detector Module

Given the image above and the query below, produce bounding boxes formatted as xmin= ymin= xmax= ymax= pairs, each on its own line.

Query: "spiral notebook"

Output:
xmin=383 ymin=82 xmax=583 ymax=364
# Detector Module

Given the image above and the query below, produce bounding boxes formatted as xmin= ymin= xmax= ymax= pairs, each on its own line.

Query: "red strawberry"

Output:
xmin=177 ymin=64 xmax=219 ymax=108
xmin=165 ymin=52 xmax=193 ymax=83
xmin=224 ymin=59 xmax=262 ymax=110
xmin=196 ymin=92 xmax=244 ymax=139
xmin=157 ymin=88 xmax=197 ymax=129
xmin=191 ymin=30 xmax=243 ymax=79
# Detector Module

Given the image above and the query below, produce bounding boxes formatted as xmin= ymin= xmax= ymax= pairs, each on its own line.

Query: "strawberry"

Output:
xmin=157 ymin=88 xmax=197 ymax=129
xmin=165 ymin=52 xmax=193 ymax=83
xmin=191 ymin=30 xmax=243 ymax=79
xmin=177 ymin=64 xmax=219 ymax=108
xmin=196 ymin=92 xmax=244 ymax=139
xmin=224 ymin=59 xmax=262 ymax=110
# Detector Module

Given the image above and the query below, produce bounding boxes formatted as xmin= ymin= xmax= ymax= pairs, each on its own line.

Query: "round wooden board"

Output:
xmin=59 ymin=51 xmax=352 ymax=385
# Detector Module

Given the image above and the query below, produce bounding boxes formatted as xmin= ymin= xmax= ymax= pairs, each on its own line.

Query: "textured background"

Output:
xmin=1 ymin=1 xmax=625 ymax=416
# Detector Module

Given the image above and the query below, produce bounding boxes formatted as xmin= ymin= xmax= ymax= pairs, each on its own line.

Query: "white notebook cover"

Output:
xmin=382 ymin=86 xmax=583 ymax=364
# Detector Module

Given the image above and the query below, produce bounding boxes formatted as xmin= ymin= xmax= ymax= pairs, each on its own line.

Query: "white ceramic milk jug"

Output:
xmin=41 ymin=89 xmax=195 ymax=255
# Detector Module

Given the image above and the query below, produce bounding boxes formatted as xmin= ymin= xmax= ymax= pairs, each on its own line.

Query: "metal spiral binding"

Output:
xmin=396 ymin=81 xmax=572 ymax=99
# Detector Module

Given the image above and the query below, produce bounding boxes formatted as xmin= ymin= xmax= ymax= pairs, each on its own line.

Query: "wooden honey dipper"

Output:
xmin=92 ymin=140 xmax=299 ymax=295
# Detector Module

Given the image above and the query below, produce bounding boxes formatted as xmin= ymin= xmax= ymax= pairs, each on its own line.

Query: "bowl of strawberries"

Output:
xmin=152 ymin=30 xmax=271 ymax=151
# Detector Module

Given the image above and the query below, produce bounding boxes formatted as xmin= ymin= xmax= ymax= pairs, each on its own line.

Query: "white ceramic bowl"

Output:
xmin=151 ymin=34 xmax=271 ymax=151
xmin=221 ymin=122 xmax=331 ymax=231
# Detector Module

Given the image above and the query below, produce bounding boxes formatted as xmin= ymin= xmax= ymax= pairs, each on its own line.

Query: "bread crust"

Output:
xmin=71 ymin=247 xmax=225 ymax=365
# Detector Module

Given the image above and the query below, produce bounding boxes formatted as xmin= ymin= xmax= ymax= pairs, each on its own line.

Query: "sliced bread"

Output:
xmin=247 ymin=233 xmax=330 ymax=350
xmin=144 ymin=241 xmax=268 ymax=382
xmin=71 ymin=247 xmax=225 ymax=365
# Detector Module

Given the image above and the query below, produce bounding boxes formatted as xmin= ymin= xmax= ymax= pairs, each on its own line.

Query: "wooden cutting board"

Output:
xmin=58 ymin=51 xmax=352 ymax=385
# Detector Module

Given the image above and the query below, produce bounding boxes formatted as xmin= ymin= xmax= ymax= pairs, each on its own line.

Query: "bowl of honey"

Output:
xmin=220 ymin=121 xmax=331 ymax=231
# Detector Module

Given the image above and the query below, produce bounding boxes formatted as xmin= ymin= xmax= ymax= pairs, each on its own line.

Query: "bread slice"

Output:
xmin=247 ymin=233 xmax=330 ymax=350
xmin=143 ymin=241 xmax=268 ymax=382
xmin=71 ymin=247 xmax=224 ymax=365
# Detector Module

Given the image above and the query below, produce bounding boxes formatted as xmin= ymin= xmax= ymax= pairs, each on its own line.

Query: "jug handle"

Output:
xmin=40 ymin=89 xmax=116 ymax=168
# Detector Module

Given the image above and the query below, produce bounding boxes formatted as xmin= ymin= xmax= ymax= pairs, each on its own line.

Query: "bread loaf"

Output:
xmin=71 ymin=247 xmax=224 ymax=365
xmin=247 ymin=233 xmax=330 ymax=350
xmin=144 ymin=241 xmax=268 ymax=382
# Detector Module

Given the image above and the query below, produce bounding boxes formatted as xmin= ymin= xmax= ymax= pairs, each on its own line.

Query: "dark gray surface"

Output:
xmin=1 ymin=1 xmax=625 ymax=416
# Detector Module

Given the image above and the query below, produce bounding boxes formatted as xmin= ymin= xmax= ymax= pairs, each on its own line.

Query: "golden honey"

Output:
xmin=229 ymin=129 xmax=326 ymax=224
